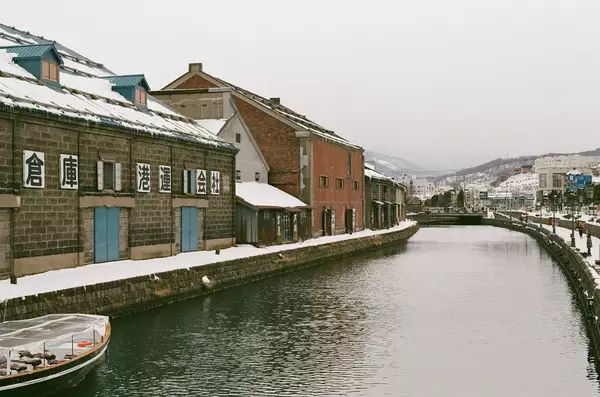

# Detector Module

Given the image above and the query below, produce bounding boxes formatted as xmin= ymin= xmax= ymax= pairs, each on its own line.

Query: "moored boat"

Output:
xmin=0 ymin=314 xmax=110 ymax=396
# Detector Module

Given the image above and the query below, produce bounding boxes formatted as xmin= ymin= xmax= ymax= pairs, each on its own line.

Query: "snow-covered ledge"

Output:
xmin=0 ymin=221 xmax=418 ymax=304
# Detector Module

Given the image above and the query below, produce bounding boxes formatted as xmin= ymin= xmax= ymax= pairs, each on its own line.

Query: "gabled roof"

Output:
xmin=365 ymin=166 xmax=406 ymax=189
xmin=103 ymin=74 xmax=150 ymax=91
xmin=0 ymin=22 xmax=235 ymax=151
xmin=163 ymin=67 xmax=362 ymax=150
xmin=0 ymin=43 xmax=63 ymax=64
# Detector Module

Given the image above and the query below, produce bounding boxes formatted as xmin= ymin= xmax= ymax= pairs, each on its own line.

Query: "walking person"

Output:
xmin=587 ymin=233 xmax=593 ymax=256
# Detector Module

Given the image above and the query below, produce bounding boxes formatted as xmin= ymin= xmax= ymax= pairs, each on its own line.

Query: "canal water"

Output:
xmin=65 ymin=226 xmax=600 ymax=396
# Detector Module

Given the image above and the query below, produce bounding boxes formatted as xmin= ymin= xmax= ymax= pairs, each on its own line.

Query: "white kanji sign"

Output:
xmin=196 ymin=169 xmax=207 ymax=195
xmin=210 ymin=171 xmax=220 ymax=195
xmin=60 ymin=154 xmax=78 ymax=190
xmin=136 ymin=163 xmax=151 ymax=193
xmin=23 ymin=150 xmax=45 ymax=188
xmin=159 ymin=165 xmax=171 ymax=193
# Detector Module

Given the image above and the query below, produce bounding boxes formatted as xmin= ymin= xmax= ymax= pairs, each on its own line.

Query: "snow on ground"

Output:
xmin=0 ymin=221 xmax=416 ymax=301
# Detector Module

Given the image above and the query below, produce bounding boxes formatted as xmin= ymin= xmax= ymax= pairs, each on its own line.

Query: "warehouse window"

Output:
xmin=336 ymin=178 xmax=344 ymax=190
xmin=235 ymin=133 xmax=241 ymax=143
xmin=353 ymin=180 xmax=359 ymax=190
xmin=320 ymin=176 xmax=329 ymax=188
xmin=97 ymin=161 xmax=121 ymax=191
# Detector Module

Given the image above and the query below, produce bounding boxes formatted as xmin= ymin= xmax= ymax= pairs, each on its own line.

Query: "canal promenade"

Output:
xmin=0 ymin=222 xmax=418 ymax=320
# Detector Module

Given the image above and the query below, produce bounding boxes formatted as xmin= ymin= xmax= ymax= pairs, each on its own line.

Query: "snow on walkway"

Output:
xmin=0 ymin=221 xmax=417 ymax=301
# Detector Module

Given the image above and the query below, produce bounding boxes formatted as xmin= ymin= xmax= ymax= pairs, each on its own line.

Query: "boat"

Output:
xmin=0 ymin=314 xmax=110 ymax=396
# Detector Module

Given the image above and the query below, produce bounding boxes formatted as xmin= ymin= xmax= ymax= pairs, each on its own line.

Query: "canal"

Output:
xmin=65 ymin=226 xmax=600 ymax=396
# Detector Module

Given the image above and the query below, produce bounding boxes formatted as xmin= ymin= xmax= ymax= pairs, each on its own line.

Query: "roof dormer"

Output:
xmin=0 ymin=43 xmax=63 ymax=87
xmin=102 ymin=75 xmax=150 ymax=107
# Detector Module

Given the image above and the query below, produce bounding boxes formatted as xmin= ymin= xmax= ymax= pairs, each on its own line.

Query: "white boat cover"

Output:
xmin=0 ymin=314 xmax=108 ymax=351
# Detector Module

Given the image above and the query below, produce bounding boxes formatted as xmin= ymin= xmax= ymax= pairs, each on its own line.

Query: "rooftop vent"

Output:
xmin=270 ymin=97 xmax=280 ymax=105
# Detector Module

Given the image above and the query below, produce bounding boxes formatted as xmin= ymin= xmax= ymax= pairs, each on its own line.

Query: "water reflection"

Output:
xmin=65 ymin=226 xmax=600 ymax=396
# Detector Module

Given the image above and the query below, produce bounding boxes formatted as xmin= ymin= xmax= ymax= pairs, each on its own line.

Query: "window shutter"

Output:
xmin=114 ymin=163 xmax=122 ymax=191
xmin=183 ymin=170 xmax=189 ymax=194
xmin=191 ymin=170 xmax=197 ymax=194
xmin=97 ymin=161 xmax=103 ymax=191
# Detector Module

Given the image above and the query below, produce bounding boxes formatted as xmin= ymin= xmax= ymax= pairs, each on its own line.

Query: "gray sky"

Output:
xmin=4 ymin=0 xmax=600 ymax=170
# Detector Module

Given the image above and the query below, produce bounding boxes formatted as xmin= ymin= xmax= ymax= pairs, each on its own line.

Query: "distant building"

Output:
xmin=364 ymin=165 xmax=406 ymax=229
xmin=535 ymin=154 xmax=600 ymax=200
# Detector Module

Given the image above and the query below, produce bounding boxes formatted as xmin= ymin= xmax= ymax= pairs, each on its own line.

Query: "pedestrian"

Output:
xmin=578 ymin=223 xmax=583 ymax=238
xmin=587 ymin=233 xmax=593 ymax=256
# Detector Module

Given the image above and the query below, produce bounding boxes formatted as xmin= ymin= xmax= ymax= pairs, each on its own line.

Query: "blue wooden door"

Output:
xmin=95 ymin=207 xmax=120 ymax=262
xmin=181 ymin=207 xmax=198 ymax=252
xmin=107 ymin=207 xmax=120 ymax=261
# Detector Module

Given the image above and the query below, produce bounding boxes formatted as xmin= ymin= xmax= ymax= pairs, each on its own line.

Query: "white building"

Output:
xmin=535 ymin=154 xmax=600 ymax=198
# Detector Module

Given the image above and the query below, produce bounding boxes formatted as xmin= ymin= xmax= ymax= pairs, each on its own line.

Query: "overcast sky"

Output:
xmin=3 ymin=1 xmax=600 ymax=170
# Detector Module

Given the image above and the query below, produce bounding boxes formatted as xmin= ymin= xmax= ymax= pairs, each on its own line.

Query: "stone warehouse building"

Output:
xmin=0 ymin=24 xmax=237 ymax=277
xmin=364 ymin=164 xmax=406 ymax=229
xmin=154 ymin=63 xmax=365 ymax=237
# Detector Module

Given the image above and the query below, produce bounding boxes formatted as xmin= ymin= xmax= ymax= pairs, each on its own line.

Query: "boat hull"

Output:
xmin=0 ymin=326 xmax=110 ymax=397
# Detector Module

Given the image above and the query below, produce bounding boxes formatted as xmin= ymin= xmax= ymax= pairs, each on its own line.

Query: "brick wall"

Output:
xmin=311 ymin=137 xmax=364 ymax=234
xmin=232 ymin=97 xmax=301 ymax=197
xmin=175 ymin=74 xmax=218 ymax=89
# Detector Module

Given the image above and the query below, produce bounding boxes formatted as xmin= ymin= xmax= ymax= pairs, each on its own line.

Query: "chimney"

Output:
xmin=270 ymin=97 xmax=281 ymax=105
xmin=189 ymin=63 xmax=203 ymax=73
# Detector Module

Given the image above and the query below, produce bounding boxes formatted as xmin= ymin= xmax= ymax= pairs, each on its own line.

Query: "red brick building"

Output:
xmin=156 ymin=63 xmax=364 ymax=237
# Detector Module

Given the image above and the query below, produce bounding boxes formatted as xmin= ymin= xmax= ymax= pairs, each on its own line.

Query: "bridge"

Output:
xmin=408 ymin=212 xmax=484 ymax=225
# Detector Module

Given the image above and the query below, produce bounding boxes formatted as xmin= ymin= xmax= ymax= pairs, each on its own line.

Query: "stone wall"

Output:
xmin=2 ymin=224 xmax=419 ymax=321
xmin=0 ymin=108 xmax=236 ymax=277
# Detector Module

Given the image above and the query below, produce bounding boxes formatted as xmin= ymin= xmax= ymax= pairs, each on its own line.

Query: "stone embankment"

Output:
xmin=484 ymin=217 xmax=600 ymax=354
xmin=2 ymin=224 xmax=419 ymax=321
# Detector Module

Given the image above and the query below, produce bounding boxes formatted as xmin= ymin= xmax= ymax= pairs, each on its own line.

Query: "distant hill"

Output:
xmin=435 ymin=148 xmax=600 ymax=187
xmin=364 ymin=150 xmax=444 ymax=178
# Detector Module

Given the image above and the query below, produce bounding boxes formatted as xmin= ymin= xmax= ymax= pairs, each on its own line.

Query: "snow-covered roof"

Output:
xmin=365 ymin=167 xmax=405 ymax=188
xmin=181 ymin=70 xmax=361 ymax=150
xmin=236 ymin=182 xmax=307 ymax=210
xmin=195 ymin=118 xmax=228 ymax=135
xmin=566 ymin=169 xmax=582 ymax=176
xmin=0 ymin=23 xmax=234 ymax=151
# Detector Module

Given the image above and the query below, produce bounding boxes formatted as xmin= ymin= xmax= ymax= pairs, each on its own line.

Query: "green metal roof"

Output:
xmin=0 ymin=43 xmax=63 ymax=64
xmin=103 ymin=75 xmax=150 ymax=91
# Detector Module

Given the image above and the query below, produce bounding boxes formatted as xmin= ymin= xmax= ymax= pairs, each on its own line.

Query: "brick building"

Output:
xmin=154 ymin=63 xmax=364 ymax=237
xmin=0 ymin=24 xmax=237 ymax=278
xmin=364 ymin=164 xmax=407 ymax=229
